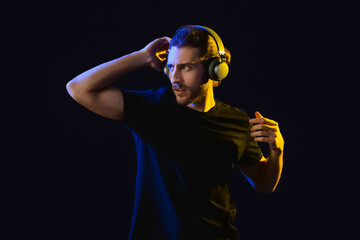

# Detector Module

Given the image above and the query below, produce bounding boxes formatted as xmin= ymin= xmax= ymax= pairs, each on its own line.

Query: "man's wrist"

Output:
xmin=269 ymin=147 xmax=283 ymax=159
xmin=135 ymin=49 xmax=152 ymax=67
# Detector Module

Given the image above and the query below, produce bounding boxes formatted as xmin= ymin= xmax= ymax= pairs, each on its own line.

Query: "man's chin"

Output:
xmin=172 ymin=90 xmax=189 ymax=105
xmin=175 ymin=96 xmax=191 ymax=106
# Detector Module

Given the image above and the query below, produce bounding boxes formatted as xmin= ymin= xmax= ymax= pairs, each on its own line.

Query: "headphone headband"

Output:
xmin=193 ymin=25 xmax=226 ymax=56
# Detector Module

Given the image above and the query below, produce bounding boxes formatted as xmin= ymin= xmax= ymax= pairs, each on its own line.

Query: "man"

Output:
xmin=66 ymin=25 xmax=284 ymax=240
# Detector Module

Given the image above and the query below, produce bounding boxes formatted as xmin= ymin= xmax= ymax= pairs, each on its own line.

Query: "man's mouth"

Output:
xmin=174 ymin=87 xmax=186 ymax=91
xmin=173 ymin=84 xmax=186 ymax=93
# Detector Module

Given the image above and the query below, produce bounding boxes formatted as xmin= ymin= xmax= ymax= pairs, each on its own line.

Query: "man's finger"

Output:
xmin=249 ymin=117 xmax=278 ymax=126
xmin=253 ymin=136 xmax=271 ymax=143
xmin=251 ymin=130 xmax=276 ymax=138
xmin=255 ymin=111 xmax=263 ymax=119
xmin=250 ymin=111 xmax=279 ymax=126
xmin=162 ymin=36 xmax=172 ymax=43
xmin=250 ymin=124 xmax=277 ymax=132
xmin=249 ymin=117 xmax=266 ymax=124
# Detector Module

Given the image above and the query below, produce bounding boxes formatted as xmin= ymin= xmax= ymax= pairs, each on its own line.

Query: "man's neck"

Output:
xmin=187 ymin=84 xmax=215 ymax=112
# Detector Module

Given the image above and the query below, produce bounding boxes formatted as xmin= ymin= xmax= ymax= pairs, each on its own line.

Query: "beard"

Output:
xmin=172 ymin=82 xmax=208 ymax=106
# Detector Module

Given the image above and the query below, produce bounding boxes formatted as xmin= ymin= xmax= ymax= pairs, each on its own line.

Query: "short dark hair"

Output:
xmin=169 ymin=25 xmax=231 ymax=64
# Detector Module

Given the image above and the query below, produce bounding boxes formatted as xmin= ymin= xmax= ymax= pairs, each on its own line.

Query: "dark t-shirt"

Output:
xmin=121 ymin=87 xmax=263 ymax=240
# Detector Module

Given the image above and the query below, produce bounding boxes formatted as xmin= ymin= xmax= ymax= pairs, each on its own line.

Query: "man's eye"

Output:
xmin=183 ymin=65 xmax=191 ymax=70
xmin=168 ymin=65 xmax=174 ymax=71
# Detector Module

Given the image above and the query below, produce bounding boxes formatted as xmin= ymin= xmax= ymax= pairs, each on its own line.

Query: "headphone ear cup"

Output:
xmin=163 ymin=59 xmax=169 ymax=78
xmin=164 ymin=65 xmax=169 ymax=77
xmin=207 ymin=58 xmax=229 ymax=81
xmin=215 ymin=60 xmax=229 ymax=81
xmin=206 ymin=58 xmax=219 ymax=81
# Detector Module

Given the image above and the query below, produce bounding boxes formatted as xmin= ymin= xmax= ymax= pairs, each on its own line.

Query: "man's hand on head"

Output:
xmin=141 ymin=37 xmax=171 ymax=71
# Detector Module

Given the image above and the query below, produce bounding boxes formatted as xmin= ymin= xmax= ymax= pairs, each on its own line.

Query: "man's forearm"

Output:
xmin=259 ymin=150 xmax=283 ymax=193
xmin=68 ymin=50 xmax=149 ymax=94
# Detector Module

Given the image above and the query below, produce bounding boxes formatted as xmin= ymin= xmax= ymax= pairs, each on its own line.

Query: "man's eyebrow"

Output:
xmin=167 ymin=59 xmax=203 ymax=66
xmin=167 ymin=62 xmax=193 ymax=66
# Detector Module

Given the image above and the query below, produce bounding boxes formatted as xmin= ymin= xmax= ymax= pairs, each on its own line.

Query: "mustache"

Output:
xmin=172 ymin=83 xmax=187 ymax=90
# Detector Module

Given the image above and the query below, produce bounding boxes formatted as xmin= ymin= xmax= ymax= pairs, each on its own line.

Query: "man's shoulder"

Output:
xmin=124 ymin=87 xmax=172 ymax=104
xmin=216 ymin=100 xmax=249 ymax=120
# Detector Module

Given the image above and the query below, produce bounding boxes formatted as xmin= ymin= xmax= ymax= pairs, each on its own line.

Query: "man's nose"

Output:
xmin=170 ymin=67 xmax=182 ymax=83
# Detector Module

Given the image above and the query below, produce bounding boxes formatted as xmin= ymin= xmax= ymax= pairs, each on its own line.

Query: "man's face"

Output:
xmin=166 ymin=46 xmax=208 ymax=106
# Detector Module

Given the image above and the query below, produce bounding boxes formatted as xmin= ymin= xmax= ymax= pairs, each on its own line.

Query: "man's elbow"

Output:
xmin=66 ymin=79 xmax=83 ymax=101
xmin=66 ymin=80 xmax=75 ymax=98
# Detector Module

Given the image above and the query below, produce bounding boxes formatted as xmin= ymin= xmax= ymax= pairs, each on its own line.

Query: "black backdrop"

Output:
xmin=40 ymin=0 xmax=346 ymax=239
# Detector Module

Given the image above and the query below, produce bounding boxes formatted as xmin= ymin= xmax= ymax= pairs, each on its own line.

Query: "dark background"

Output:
xmin=19 ymin=0 xmax=349 ymax=239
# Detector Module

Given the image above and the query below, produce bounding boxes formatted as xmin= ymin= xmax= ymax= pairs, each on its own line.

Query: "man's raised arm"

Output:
xmin=66 ymin=37 xmax=170 ymax=120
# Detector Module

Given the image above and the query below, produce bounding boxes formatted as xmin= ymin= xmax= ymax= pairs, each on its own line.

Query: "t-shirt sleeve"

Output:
xmin=120 ymin=88 xmax=182 ymax=157
xmin=120 ymin=88 xmax=172 ymax=141
xmin=121 ymin=90 xmax=150 ymax=123
xmin=238 ymin=115 xmax=264 ymax=166
xmin=120 ymin=89 xmax=162 ymax=132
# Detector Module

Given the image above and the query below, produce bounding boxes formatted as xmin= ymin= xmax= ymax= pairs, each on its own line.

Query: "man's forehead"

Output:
xmin=167 ymin=46 xmax=201 ymax=64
